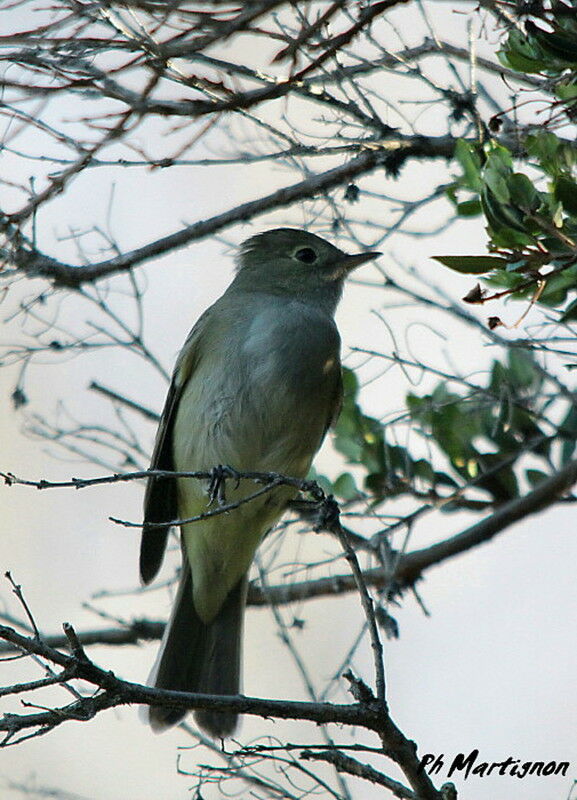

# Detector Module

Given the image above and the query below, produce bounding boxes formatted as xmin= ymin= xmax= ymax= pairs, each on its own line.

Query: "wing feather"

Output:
xmin=139 ymin=320 xmax=205 ymax=584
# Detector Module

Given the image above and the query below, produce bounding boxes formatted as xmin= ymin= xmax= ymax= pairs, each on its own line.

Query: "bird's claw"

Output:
xmin=288 ymin=493 xmax=340 ymax=532
xmin=207 ymin=465 xmax=240 ymax=506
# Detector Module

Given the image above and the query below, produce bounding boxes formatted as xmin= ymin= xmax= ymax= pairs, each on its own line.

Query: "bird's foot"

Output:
xmin=207 ymin=464 xmax=240 ymax=506
xmin=288 ymin=493 xmax=340 ymax=532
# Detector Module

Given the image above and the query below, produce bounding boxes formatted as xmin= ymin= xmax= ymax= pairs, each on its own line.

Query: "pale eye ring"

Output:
xmin=294 ymin=247 xmax=318 ymax=264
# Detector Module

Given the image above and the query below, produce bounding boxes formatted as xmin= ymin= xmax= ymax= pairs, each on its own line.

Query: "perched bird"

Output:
xmin=140 ymin=228 xmax=380 ymax=736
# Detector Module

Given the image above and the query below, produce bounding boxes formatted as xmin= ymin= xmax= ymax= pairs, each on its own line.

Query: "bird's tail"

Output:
xmin=145 ymin=568 xmax=246 ymax=737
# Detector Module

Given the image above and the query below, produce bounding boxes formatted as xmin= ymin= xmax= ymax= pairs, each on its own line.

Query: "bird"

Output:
xmin=140 ymin=227 xmax=380 ymax=736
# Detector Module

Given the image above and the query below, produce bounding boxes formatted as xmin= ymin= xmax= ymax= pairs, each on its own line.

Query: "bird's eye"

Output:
xmin=294 ymin=247 xmax=318 ymax=264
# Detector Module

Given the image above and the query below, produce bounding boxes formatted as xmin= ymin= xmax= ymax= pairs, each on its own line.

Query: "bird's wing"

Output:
xmin=139 ymin=315 xmax=207 ymax=584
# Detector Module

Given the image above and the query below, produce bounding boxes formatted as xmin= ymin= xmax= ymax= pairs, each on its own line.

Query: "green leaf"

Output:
xmin=560 ymin=298 xmax=577 ymax=322
xmin=539 ymin=266 xmax=577 ymax=307
xmin=341 ymin=366 xmax=359 ymax=400
xmin=526 ymin=21 xmax=577 ymax=66
xmin=475 ymin=454 xmax=519 ymax=501
xmin=333 ymin=472 xmax=359 ymax=501
xmin=429 ymin=387 xmax=480 ymax=463
xmin=454 ymin=139 xmax=483 ymax=191
xmin=508 ymin=349 xmax=538 ymax=390
xmin=489 ymin=359 xmax=509 ymax=393
xmin=483 ymin=269 xmax=530 ymax=293
xmin=560 ymin=405 xmax=577 ymax=463
xmin=498 ymin=48 xmax=548 ymax=73
xmin=508 ymin=172 xmax=539 ymax=210
xmin=333 ymin=426 xmax=363 ymax=462
xmin=525 ymin=132 xmax=562 ymax=176
xmin=306 ymin=468 xmax=333 ymax=495
xmin=498 ymin=29 xmax=549 ymax=73
xmin=556 ymin=80 xmax=577 ymax=102
xmin=484 ymin=166 xmax=510 ymax=204
xmin=526 ymin=469 xmax=549 ymax=488
xmin=481 ymin=187 xmax=532 ymax=239
xmin=554 ymin=176 xmax=577 ymax=216
xmin=432 ymin=255 xmax=509 ymax=274
xmin=456 ymin=199 xmax=483 ymax=217
xmin=486 ymin=142 xmax=514 ymax=170
xmin=412 ymin=458 xmax=435 ymax=484
xmin=552 ymin=200 xmax=565 ymax=229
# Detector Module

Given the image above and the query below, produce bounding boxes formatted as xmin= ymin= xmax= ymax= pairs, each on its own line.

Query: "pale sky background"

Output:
xmin=1 ymin=3 xmax=576 ymax=800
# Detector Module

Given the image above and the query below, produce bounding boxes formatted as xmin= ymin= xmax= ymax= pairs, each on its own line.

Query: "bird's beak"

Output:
xmin=339 ymin=251 xmax=382 ymax=272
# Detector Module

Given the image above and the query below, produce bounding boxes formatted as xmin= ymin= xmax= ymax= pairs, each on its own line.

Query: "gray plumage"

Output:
xmin=140 ymin=228 xmax=380 ymax=735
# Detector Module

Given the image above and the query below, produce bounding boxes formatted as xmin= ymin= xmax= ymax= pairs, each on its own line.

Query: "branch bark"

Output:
xmin=3 ymin=456 xmax=574 ymax=656
xmin=2 ymin=135 xmax=455 ymax=287
xmin=0 ymin=621 xmax=442 ymax=798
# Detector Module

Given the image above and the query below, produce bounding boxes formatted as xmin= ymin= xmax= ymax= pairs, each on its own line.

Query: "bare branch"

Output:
xmin=0 ymin=623 xmax=382 ymax=735
xmin=300 ymin=749 xmax=416 ymax=799
xmin=2 ymin=137 xmax=455 ymax=287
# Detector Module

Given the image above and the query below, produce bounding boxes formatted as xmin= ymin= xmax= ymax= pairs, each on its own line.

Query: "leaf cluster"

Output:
xmin=440 ymin=133 xmax=577 ymax=314
xmin=436 ymin=2 xmax=577 ymax=315
xmin=324 ymin=353 xmax=577 ymax=509
xmin=499 ymin=3 xmax=577 ymax=116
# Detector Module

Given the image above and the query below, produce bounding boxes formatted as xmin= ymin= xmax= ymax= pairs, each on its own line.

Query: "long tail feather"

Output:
xmin=145 ymin=569 xmax=246 ymax=737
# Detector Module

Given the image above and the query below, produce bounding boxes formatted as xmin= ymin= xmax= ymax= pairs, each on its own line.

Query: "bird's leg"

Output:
xmin=288 ymin=492 xmax=340 ymax=532
xmin=312 ymin=494 xmax=340 ymax=532
xmin=207 ymin=464 xmax=241 ymax=506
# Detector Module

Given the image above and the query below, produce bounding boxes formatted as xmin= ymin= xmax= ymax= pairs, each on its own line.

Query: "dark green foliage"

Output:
xmin=323 ymin=353 xmax=577 ymax=510
xmin=440 ymin=133 xmax=577 ymax=313
xmin=438 ymin=3 xmax=577 ymax=316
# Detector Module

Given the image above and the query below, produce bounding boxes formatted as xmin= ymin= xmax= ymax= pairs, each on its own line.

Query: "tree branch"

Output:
xmin=253 ymin=457 xmax=577 ymax=604
xmin=1 ymin=136 xmax=455 ymax=287
xmin=0 ymin=623 xmax=382 ymax=736
xmin=2 ymin=457 xmax=576 ymax=633
xmin=300 ymin=749 xmax=416 ymax=799
xmin=0 ymin=620 xmax=442 ymax=797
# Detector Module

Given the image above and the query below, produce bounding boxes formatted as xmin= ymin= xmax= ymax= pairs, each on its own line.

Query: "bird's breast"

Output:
xmin=175 ymin=299 xmax=341 ymax=476
xmin=242 ymin=301 xmax=340 ymax=391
